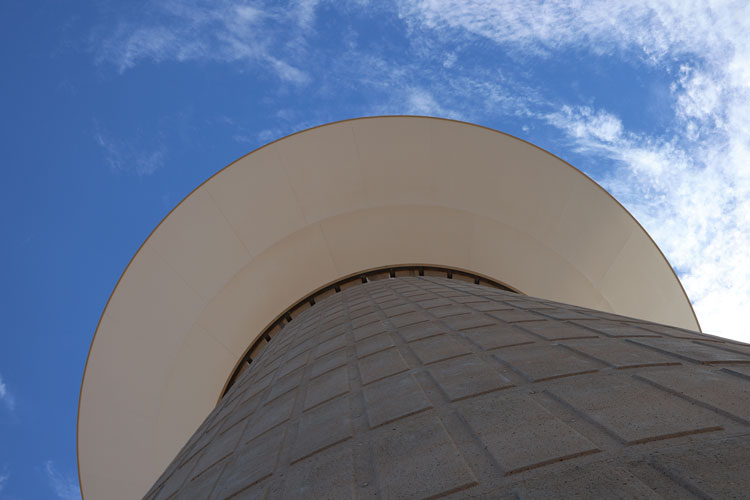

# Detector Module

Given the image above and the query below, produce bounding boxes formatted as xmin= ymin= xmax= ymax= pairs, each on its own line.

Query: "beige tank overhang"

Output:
xmin=77 ymin=116 xmax=700 ymax=499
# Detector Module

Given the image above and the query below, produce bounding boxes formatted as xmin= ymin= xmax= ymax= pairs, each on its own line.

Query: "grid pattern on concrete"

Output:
xmin=221 ymin=266 xmax=517 ymax=398
xmin=145 ymin=277 xmax=750 ymax=500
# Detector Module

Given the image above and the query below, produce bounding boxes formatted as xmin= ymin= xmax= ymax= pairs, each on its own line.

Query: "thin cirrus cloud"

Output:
xmin=94 ymin=124 xmax=166 ymax=177
xmin=93 ymin=0 xmax=310 ymax=84
xmin=45 ymin=461 xmax=81 ymax=500
xmin=91 ymin=0 xmax=750 ymax=341
xmin=0 ymin=373 xmax=15 ymax=412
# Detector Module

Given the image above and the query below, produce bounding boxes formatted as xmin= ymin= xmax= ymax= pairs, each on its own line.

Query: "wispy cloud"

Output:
xmin=0 ymin=469 xmax=8 ymax=494
xmin=94 ymin=125 xmax=166 ymax=177
xmin=45 ymin=461 xmax=81 ymax=500
xmin=0 ymin=373 xmax=15 ymax=412
xmin=94 ymin=0 xmax=310 ymax=83
xmin=397 ymin=1 xmax=743 ymax=64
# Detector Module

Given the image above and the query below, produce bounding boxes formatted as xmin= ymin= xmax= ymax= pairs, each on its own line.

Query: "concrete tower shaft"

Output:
xmin=146 ymin=277 xmax=750 ymax=499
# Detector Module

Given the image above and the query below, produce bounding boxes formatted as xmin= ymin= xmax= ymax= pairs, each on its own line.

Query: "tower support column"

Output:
xmin=146 ymin=276 xmax=750 ymax=499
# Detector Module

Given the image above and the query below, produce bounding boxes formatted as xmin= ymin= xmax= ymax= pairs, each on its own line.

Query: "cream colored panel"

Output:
xmin=468 ymin=213 xmax=611 ymax=312
xmin=85 ymin=246 xmax=204 ymax=416
xmin=275 ymin=123 xmax=368 ymax=223
xmin=154 ymin=323 xmax=236 ymax=473
xmin=599 ymin=230 xmax=695 ymax=329
xmin=103 ymin=244 xmax=205 ymax=330
xmin=351 ymin=117 xmax=435 ymax=205
xmin=78 ymin=397 xmax=156 ymax=500
xmin=196 ymin=223 xmax=338 ymax=355
xmin=79 ymin=245 xmax=205 ymax=498
xmin=149 ymin=188 xmax=250 ymax=301
xmin=546 ymin=179 xmax=635 ymax=286
xmin=320 ymin=205 xmax=474 ymax=275
xmin=205 ymin=146 xmax=307 ymax=258
xmin=427 ymin=119 xmax=568 ymax=235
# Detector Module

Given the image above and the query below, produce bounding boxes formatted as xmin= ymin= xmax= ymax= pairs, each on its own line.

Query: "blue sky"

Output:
xmin=2 ymin=0 xmax=749 ymax=498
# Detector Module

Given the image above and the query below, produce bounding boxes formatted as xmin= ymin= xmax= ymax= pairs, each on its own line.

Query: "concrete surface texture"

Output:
xmin=145 ymin=276 xmax=750 ymax=499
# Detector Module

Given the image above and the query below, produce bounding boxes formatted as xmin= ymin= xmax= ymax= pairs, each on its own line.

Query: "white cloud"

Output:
xmin=397 ymin=1 xmax=745 ymax=64
xmin=442 ymin=51 xmax=457 ymax=68
xmin=675 ymin=65 xmax=725 ymax=127
xmin=45 ymin=461 xmax=81 ymax=500
xmin=0 ymin=373 xmax=15 ymax=412
xmin=0 ymin=470 xmax=8 ymax=494
xmin=404 ymin=87 xmax=454 ymax=117
xmin=291 ymin=0 xmax=322 ymax=32
xmin=94 ymin=0 xmax=310 ymax=83
xmin=546 ymin=106 xmax=624 ymax=145
xmin=94 ymin=126 xmax=165 ymax=177
xmin=268 ymin=57 xmax=310 ymax=85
